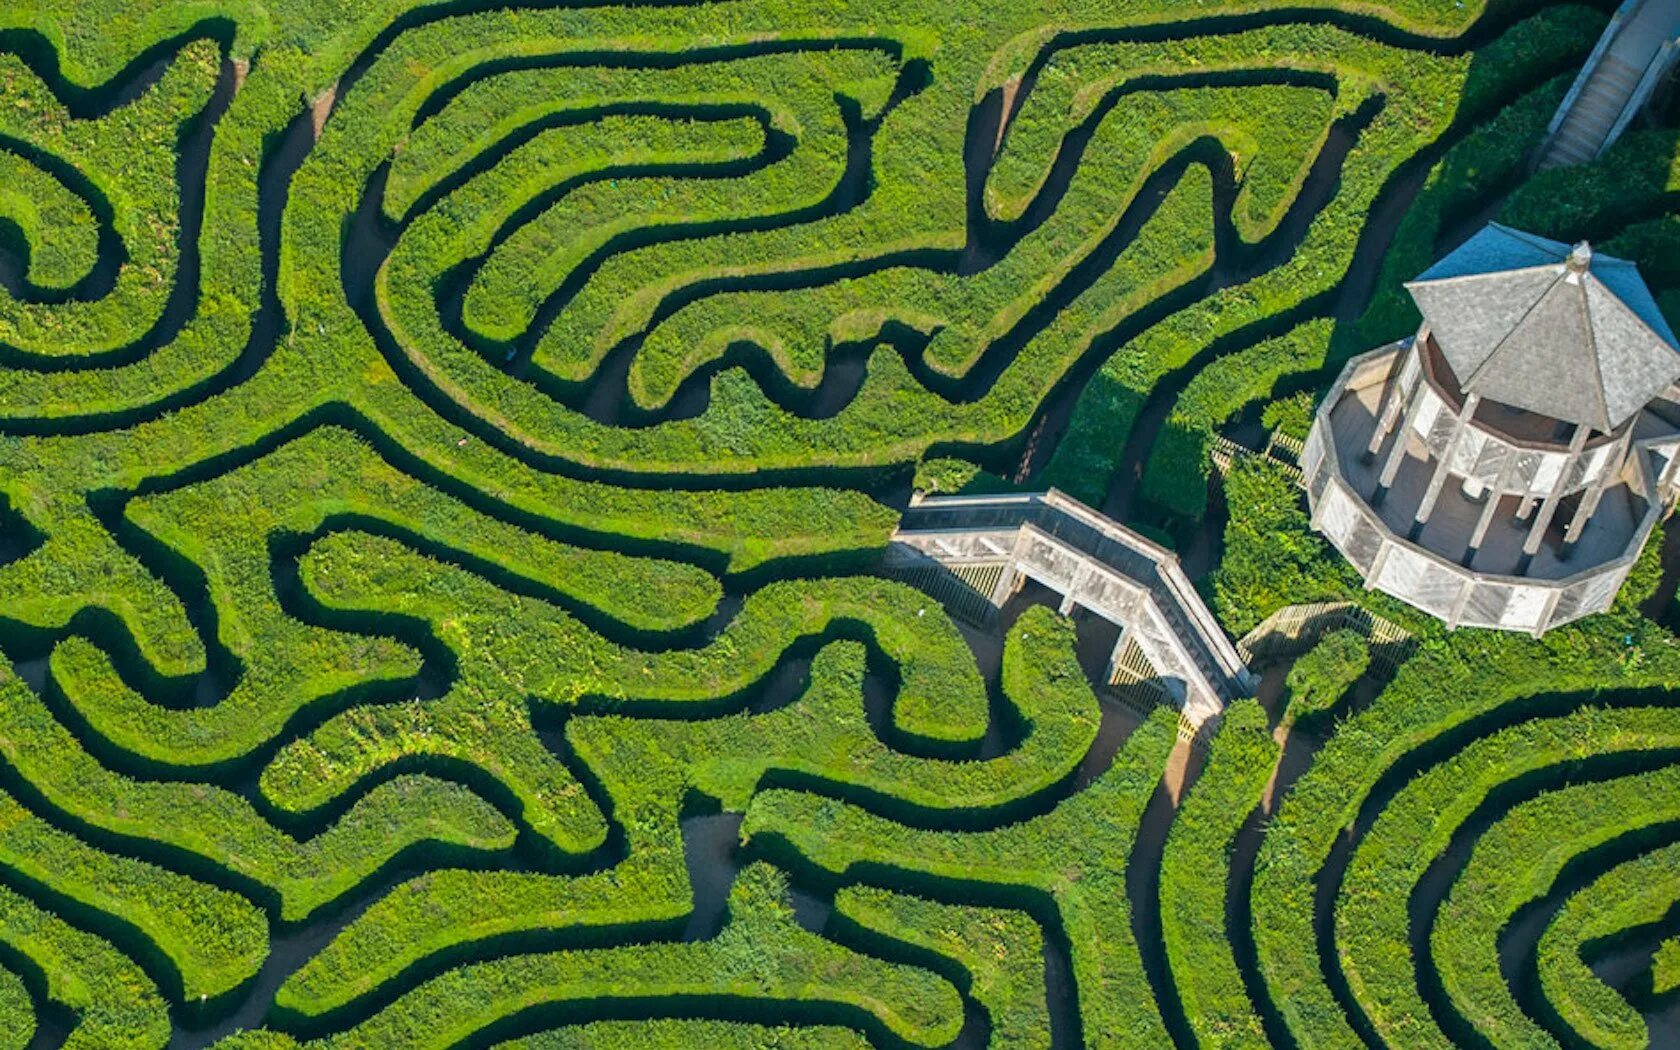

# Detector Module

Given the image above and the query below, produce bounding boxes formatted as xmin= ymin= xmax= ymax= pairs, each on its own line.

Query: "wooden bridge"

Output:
xmin=885 ymin=490 xmax=1254 ymax=727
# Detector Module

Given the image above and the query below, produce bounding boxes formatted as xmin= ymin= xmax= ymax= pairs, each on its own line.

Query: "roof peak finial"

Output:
xmin=1568 ymin=240 xmax=1593 ymax=274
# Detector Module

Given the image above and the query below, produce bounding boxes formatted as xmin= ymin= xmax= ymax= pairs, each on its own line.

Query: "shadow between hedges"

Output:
xmin=1307 ymin=686 xmax=1680 ymax=1046
xmin=0 ymin=27 xmax=237 ymax=373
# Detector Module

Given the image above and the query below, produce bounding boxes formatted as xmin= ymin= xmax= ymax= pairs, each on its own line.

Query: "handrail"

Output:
xmin=896 ymin=489 xmax=1253 ymax=693
xmin=1602 ymin=37 xmax=1680 ymax=155
xmin=1310 ymin=391 xmax=1660 ymax=596
xmin=1540 ymin=0 xmax=1641 ymax=143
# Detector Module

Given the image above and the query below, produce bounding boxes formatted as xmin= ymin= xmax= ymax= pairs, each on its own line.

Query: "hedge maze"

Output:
xmin=2 ymin=0 xmax=1680 ymax=1045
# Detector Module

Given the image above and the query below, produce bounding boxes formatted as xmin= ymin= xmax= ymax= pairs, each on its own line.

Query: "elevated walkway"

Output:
xmin=886 ymin=490 xmax=1253 ymax=727
xmin=1537 ymin=0 xmax=1680 ymax=169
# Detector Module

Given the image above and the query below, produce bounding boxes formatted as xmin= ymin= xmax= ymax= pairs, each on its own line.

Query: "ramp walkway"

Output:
xmin=886 ymin=490 xmax=1253 ymax=727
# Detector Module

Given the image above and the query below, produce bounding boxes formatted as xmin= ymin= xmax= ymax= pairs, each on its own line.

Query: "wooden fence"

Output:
xmin=1236 ymin=600 xmax=1415 ymax=675
xmin=1209 ymin=432 xmax=1305 ymax=485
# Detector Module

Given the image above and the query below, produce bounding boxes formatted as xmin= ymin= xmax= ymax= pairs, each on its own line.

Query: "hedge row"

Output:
xmin=1536 ymin=840 xmax=1680 ymax=1050
xmin=1158 ymin=698 xmax=1277 ymax=1048
xmin=0 ymin=881 xmax=167 ymax=1047
xmin=568 ymin=610 xmax=1097 ymax=818
xmin=1334 ymin=704 xmax=1680 ymax=1049
xmin=321 ymin=2 xmax=1230 ymax=469
xmin=1210 ymin=456 xmax=1364 ymax=634
xmin=253 ymin=864 xmax=962 ymax=1049
xmin=1039 ymin=7 xmax=1598 ymax=503
xmin=1656 ymin=938 xmax=1680 ymax=996
xmin=0 ymin=961 xmax=31 ymax=1050
xmin=1282 ymin=627 xmax=1370 ymax=729
xmin=0 ymin=42 xmax=313 ymax=424
xmin=742 ymin=706 xmax=1181 ymax=1047
xmin=1499 ymin=128 xmax=1680 ymax=245
xmin=0 ymin=0 xmax=1509 ymax=92
xmin=1139 ymin=318 xmax=1333 ymax=520
xmin=832 ymin=883 xmax=1050 ymax=1049
xmin=0 ymin=491 xmax=205 ymax=677
xmin=1252 ymin=612 xmax=1680 ymax=1050
xmin=0 ymin=657 xmax=513 ymax=924
xmin=297 ymin=4 xmax=1523 ymax=476
xmin=0 ymin=146 xmax=99 ymax=291
xmin=491 ymin=1020 xmax=870 ymax=1049
xmin=272 ymin=556 xmax=1083 ymax=1018
xmin=0 ymin=782 xmax=265 ymax=1001
xmin=0 ymin=38 xmax=216 ymax=359
xmin=622 ymin=80 xmax=1325 ymax=409
xmin=1433 ymin=765 xmax=1680 ymax=1047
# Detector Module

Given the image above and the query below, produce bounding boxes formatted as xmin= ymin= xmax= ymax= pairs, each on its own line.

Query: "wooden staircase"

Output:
xmin=1537 ymin=0 xmax=1680 ymax=170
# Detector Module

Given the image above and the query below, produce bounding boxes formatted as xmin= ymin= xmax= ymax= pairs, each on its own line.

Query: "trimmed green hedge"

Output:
xmin=0 ymin=147 xmax=99 ymax=291
xmin=275 ymin=600 xmax=1088 ymax=1018
xmin=1140 ymin=319 xmax=1333 ymax=520
xmin=1211 ymin=456 xmax=1362 ymax=634
xmin=0 ymin=657 xmax=513 ymax=924
xmin=1042 ymin=9 xmax=1598 ymax=503
xmin=1282 ymin=628 xmax=1370 ymax=728
xmin=494 ymin=1020 xmax=870 ymax=1050
xmin=1433 ymin=765 xmax=1680 ymax=1047
xmin=1537 ymin=841 xmax=1680 ymax=1050
xmin=328 ymin=863 xmax=961 ymax=1048
xmin=1253 ymin=613 xmax=1680 ymax=1050
xmin=0 ymin=882 xmax=168 ymax=1048
xmin=1158 ymin=698 xmax=1277 ymax=1048
xmin=0 ymin=783 xmax=265 ymax=1003
xmin=1335 ymin=705 xmax=1680 ymax=1049
xmin=0 ymin=38 xmax=216 ymax=359
xmin=743 ymin=706 xmax=1181 ymax=1047
xmin=833 ymin=884 xmax=1050 ymax=1049
xmin=0 ymin=962 xmax=32 ymax=1050
xmin=1655 ymin=937 xmax=1680 ymax=996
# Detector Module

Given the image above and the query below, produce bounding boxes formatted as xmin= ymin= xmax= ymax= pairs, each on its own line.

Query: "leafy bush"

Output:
xmin=1212 ymin=456 xmax=1360 ymax=633
xmin=1282 ymin=628 xmax=1370 ymax=727
xmin=1159 ymin=699 xmax=1277 ymax=1048
xmin=1536 ymin=841 xmax=1680 ymax=1050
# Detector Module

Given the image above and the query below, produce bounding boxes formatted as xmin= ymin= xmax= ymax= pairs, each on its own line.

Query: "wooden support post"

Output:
xmin=988 ymin=564 xmax=1019 ymax=606
xmin=1564 ymin=428 xmax=1630 ymax=545
xmin=1524 ymin=423 xmax=1592 ymax=557
xmin=1105 ymin=626 xmax=1130 ymax=685
xmin=1368 ymin=347 xmax=1422 ymax=456
xmin=1468 ymin=448 xmax=1519 ymax=554
xmin=1415 ymin=394 xmax=1480 ymax=526
xmin=1378 ymin=384 xmax=1432 ymax=490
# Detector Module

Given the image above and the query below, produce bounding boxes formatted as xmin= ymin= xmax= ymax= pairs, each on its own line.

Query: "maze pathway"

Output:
xmin=0 ymin=0 xmax=1677 ymax=1046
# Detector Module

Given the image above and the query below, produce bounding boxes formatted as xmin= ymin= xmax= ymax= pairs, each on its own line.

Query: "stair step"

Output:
xmin=1557 ymin=120 xmax=1605 ymax=143
xmin=1581 ymin=81 xmax=1633 ymax=104
xmin=1552 ymin=134 xmax=1600 ymax=160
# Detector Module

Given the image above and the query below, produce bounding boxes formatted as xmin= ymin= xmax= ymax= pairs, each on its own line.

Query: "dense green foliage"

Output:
xmin=1536 ymin=842 xmax=1680 ymax=1050
xmin=0 ymin=0 xmax=1674 ymax=1045
xmin=1655 ymin=938 xmax=1680 ymax=996
xmin=1158 ymin=698 xmax=1277 ymax=1048
xmin=1282 ymin=628 xmax=1371 ymax=727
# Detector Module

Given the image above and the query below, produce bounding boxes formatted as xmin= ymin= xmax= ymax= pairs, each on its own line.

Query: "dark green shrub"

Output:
xmin=1282 ymin=628 xmax=1370 ymax=727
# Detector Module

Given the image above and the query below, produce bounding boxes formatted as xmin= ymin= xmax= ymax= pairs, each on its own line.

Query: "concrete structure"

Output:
xmin=1304 ymin=224 xmax=1680 ymax=635
xmin=887 ymin=489 xmax=1253 ymax=726
xmin=1537 ymin=0 xmax=1680 ymax=170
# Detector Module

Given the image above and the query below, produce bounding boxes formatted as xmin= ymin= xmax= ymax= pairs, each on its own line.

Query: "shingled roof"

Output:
xmin=1405 ymin=223 xmax=1680 ymax=432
